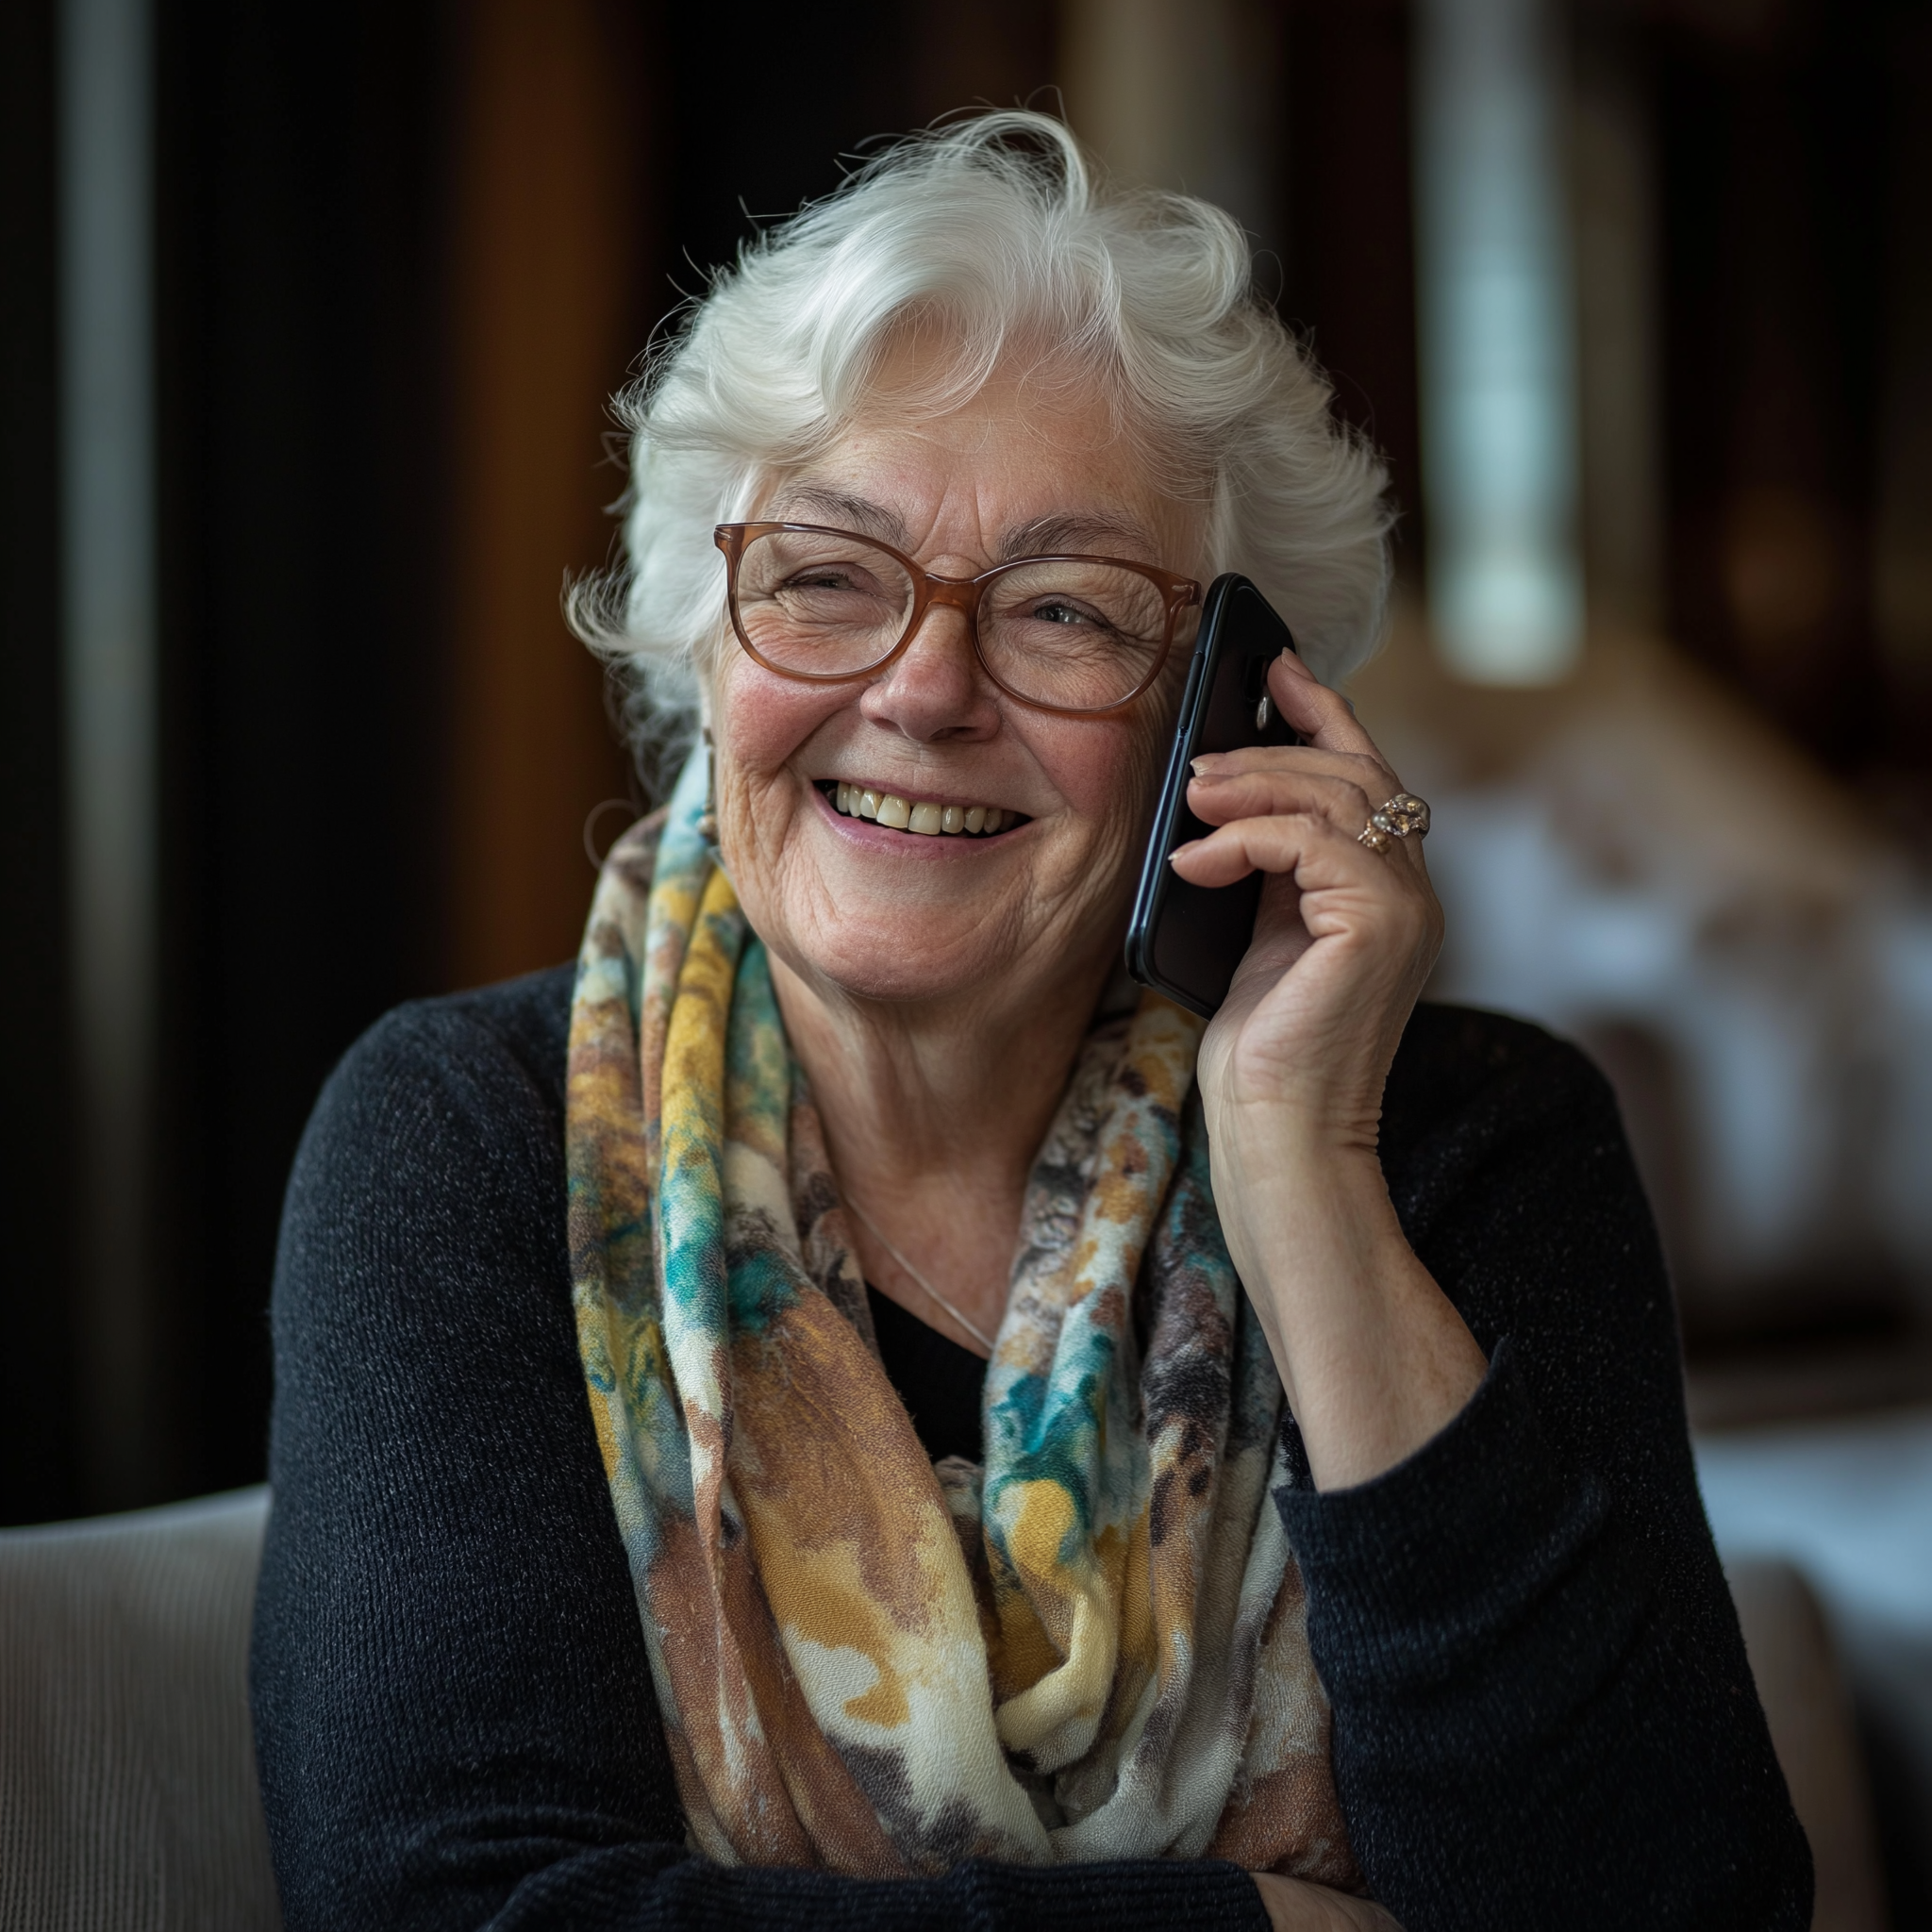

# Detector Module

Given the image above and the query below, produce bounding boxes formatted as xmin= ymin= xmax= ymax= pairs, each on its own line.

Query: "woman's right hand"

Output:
xmin=1253 ymin=1874 xmax=1405 ymax=1931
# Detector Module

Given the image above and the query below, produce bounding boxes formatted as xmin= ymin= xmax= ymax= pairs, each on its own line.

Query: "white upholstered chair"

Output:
xmin=0 ymin=1488 xmax=280 ymax=1931
xmin=0 ymin=1491 xmax=1889 ymax=1932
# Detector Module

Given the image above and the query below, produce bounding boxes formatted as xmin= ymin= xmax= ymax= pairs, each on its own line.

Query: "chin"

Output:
xmin=788 ymin=913 xmax=1012 ymax=1007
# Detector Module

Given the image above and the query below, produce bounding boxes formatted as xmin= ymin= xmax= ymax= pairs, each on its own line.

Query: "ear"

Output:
xmin=695 ymin=625 xmax=726 ymax=740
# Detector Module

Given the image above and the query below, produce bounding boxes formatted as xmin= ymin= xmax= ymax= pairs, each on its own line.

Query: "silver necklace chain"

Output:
xmin=842 ymin=1193 xmax=998 ymax=1355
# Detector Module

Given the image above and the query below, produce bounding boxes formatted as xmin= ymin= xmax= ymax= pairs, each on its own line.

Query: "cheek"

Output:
xmin=715 ymin=657 xmax=847 ymax=776
xmin=1113 ymin=675 xmax=1184 ymax=822
xmin=1077 ymin=676 xmax=1179 ymax=812
xmin=1033 ymin=706 xmax=1172 ymax=851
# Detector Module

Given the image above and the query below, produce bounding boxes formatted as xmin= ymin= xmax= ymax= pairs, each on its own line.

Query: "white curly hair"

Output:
xmin=569 ymin=109 xmax=1392 ymax=773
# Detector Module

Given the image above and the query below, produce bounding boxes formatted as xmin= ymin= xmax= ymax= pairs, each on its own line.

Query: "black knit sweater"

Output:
xmin=249 ymin=967 xmax=1810 ymax=1932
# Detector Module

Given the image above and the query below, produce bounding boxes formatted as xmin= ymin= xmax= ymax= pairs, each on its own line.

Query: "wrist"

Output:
xmin=1202 ymin=1051 xmax=1391 ymax=1165
xmin=1207 ymin=1099 xmax=1390 ymax=1199
xmin=1205 ymin=1108 xmax=1486 ymax=1491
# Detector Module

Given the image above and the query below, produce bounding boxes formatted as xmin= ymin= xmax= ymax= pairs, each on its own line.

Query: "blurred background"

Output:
xmin=3 ymin=0 xmax=1929 ymax=1917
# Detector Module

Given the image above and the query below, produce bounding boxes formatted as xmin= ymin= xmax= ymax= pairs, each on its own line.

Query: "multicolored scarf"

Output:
xmin=566 ymin=750 xmax=1356 ymax=1881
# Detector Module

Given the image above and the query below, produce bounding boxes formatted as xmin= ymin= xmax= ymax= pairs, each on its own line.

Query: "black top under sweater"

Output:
xmin=864 ymin=1286 xmax=986 ymax=1462
xmin=249 ymin=967 xmax=1811 ymax=1932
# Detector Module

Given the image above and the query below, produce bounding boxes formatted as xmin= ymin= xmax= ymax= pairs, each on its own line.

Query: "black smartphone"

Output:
xmin=1124 ymin=574 xmax=1300 ymax=1017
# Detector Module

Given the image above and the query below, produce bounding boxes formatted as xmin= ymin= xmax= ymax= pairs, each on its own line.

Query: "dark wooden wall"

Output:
xmin=0 ymin=0 xmax=1062 ymax=1524
xmin=1649 ymin=0 xmax=1927 ymax=785
xmin=0 ymin=0 xmax=78 ymax=1525
xmin=148 ymin=1 xmax=455 ymax=1506
xmin=1278 ymin=0 xmax=1425 ymax=583
xmin=5 ymin=0 xmax=1928 ymax=1525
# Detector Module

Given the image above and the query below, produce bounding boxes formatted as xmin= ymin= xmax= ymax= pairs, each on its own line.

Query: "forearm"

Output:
xmin=1253 ymin=1012 xmax=1812 ymax=1929
xmin=1276 ymin=1343 xmax=1811 ymax=1932
xmin=1211 ymin=1120 xmax=1486 ymax=1491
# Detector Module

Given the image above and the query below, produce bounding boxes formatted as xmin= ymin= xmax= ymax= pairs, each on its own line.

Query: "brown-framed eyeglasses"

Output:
xmin=713 ymin=522 xmax=1202 ymax=716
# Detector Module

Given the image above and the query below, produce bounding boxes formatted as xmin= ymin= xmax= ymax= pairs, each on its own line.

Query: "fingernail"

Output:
xmin=1168 ymin=841 xmax=1198 ymax=864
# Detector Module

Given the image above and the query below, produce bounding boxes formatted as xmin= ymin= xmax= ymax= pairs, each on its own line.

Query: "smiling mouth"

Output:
xmin=819 ymin=780 xmax=1027 ymax=838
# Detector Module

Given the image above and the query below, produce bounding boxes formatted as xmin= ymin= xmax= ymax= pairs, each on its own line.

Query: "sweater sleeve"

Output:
xmin=1274 ymin=1011 xmax=1812 ymax=1932
xmin=250 ymin=980 xmax=1271 ymax=1932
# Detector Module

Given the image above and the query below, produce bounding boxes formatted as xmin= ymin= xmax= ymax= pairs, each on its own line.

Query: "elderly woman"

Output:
xmin=251 ymin=115 xmax=1808 ymax=1931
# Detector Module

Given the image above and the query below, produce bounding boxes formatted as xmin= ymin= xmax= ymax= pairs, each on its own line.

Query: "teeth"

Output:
xmin=827 ymin=784 xmax=1017 ymax=837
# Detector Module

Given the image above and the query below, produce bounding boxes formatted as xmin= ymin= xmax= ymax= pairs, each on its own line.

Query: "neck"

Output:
xmin=769 ymin=935 xmax=1119 ymax=1351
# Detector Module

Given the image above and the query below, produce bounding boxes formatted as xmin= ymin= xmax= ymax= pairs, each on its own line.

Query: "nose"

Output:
xmin=858 ymin=595 xmax=1000 ymax=743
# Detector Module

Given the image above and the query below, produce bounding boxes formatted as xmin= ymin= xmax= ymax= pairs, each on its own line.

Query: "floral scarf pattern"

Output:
xmin=566 ymin=750 xmax=1355 ymax=1880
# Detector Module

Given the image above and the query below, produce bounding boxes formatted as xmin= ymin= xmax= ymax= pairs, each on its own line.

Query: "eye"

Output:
xmin=1027 ymin=597 xmax=1108 ymax=630
xmin=771 ymin=560 xmax=898 ymax=607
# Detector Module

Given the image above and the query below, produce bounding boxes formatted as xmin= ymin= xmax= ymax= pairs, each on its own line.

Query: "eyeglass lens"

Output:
xmin=733 ymin=527 xmax=1184 ymax=710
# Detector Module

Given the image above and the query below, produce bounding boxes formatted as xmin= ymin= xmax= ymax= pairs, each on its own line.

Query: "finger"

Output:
xmin=1191 ymin=741 xmax=1395 ymax=796
xmin=1265 ymin=648 xmax=1387 ymax=761
xmin=1254 ymin=1874 xmax=1407 ymax=1932
xmin=1173 ymin=808 xmax=1426 ymax=896
xmin=1187 ymin=765 xmax=1376 ymax=838
xmin=1187 ymin=764 xmax=1431 ymax=878
xmin=1170 ymin=814 xmax=1311 ymax=889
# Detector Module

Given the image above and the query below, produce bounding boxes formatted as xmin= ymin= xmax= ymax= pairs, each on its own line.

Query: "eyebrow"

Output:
xmin=763 ymin=487 xmax=909 ymax=548
xmin=765 ymin=490 xmax=1161 ymax=570
xmin=997 ymin=511 xmax=1158 ymax=562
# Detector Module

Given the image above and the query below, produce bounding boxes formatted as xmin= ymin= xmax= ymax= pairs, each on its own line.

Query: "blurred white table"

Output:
xmin=1697 ymin=1407 xmax=1932 ymax=1921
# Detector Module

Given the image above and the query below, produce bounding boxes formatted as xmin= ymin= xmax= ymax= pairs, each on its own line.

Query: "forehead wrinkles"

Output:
xmin=761 ymin=415 xmax=1197 ymax=571
xmin=761 ymin=481 xmax=1164 ymax=569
